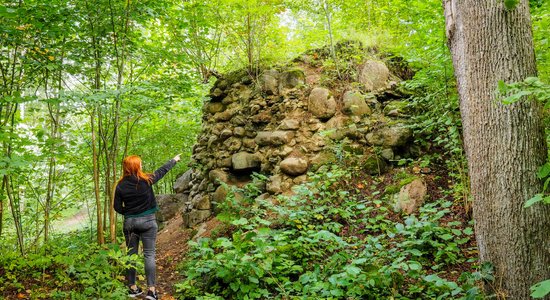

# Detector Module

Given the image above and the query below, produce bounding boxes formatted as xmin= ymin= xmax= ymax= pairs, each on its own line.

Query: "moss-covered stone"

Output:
xmin=363 ymin=155 xmax=387 ymax=175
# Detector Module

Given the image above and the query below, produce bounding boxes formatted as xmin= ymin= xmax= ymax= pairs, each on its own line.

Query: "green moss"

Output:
xmin=394 ymin=169 xmax=419 ymax=187
xmin=384 ymin=184 xmax=400 ymax=195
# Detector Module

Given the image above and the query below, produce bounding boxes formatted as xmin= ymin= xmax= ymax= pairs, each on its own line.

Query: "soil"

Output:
xmin=154 ymin=215 xmax=223 ymax=300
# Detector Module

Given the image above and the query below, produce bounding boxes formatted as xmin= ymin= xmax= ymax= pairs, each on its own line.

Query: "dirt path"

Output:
xmin=155 ymin=215 xmax=191 ymax=299
xmin=155 ymin=215 xmax=223 ymax=299
xmin=52 ymin=207 xmax=90 ymax=232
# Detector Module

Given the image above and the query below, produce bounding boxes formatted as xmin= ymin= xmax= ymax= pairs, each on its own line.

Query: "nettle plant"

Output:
xmin=176 ymin=166 xmax=487 ymax=299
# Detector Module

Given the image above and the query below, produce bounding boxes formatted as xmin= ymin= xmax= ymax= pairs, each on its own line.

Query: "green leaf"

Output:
xmin=231 ymin=218 xmax=249 ymax=226
xmin=248 ymin=276 xmax=259 ymax=284
xmin=537 ymin=163 xmax=550 ymax=179
xmin=345 ymin=265 xmax=361 ymax=276
xmin=408 ymin=261 xmax=422 ymax=270
xmin=440 ymin=234 xmax=453 ymax=240
xmin=497 ymin=80 xmax=508 ymax=93
xmin=531 ymin=279 xmax=550 ymax=298
xmin=524 ymin=194 xmax=544 ymax=208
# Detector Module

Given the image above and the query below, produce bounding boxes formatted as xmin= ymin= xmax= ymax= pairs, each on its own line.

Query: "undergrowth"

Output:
xmin=0 ymin=232 xmax=133 ymax=299
xmin=175 ymin=166 xmax=488 ymax=299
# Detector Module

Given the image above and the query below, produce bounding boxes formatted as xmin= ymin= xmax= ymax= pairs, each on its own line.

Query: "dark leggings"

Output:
xmin=123 ymin=214 xmax=158 ymax=287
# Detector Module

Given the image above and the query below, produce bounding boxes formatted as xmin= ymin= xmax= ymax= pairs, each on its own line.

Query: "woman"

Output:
xmin=114 ymin=154 xmax=180 ymax=300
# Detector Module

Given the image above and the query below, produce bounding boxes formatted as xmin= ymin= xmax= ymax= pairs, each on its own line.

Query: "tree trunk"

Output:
xmin=44 ymin=102 xmax=60 ymax=244
xmin=91 ymin=108 xmax=104 ymax=245
xmin=444 ymin=1 xmax=550 ymax=298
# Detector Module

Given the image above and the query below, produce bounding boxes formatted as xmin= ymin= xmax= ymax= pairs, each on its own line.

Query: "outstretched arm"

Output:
xmin=151 ymin=154 xmax=181 ymax=184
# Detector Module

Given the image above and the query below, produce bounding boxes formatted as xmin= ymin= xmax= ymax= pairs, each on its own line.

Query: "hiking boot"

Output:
xmin=128 ymin=286 xmax=143 ymax=297
xmin=145 ymin=289 xmax=158 ymax=300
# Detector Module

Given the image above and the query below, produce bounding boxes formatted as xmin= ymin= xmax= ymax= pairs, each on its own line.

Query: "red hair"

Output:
xmin=121 ymin=155 xmax=152 ymax=184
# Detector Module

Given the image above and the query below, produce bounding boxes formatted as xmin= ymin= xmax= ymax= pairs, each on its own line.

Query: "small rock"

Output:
xmin=343 ymin=91 xmax=372 ymax=116
xmin=222 ymin=95 xmax=237 ymax=104
xmin=242 ymin=138 xmax=257 ymax=149
xmin=209 ymin=169 xmax=230 ymax=184
xmin=223 ymin=137 xmax=242 ymax=152
xmin=364 ymin=155 xmax=387 ymax=175
xmin=255 ymin=131 xmax=295 ymax=146
xmin=310 ymin=151 xmax=336 ymax=171
xmin=206 ymin=102 xmax=224 ymax=114
xmin=279 ymin=118 xmax=301 ymax=130
xmin=194 ymin=194 xmax=211 ymax=210
xmin=212 ymin=185 xmax=229 ymax=203
xmin=308 ymin=87 xmax=336 ymax=120
xmin=217 ymin=157 xmax=233 ymax=168
xmin=260 ymin=69 xmax=279 ymax=95
xmin=234 ymin=127 xmax=246 ymax=137
xmin=266 ymin=174 xmax=282 ymax=194
xmin=380 ymin=148 xmax=394 ymax=160
xmin=220 ymin=128 xmax=233 ymax=139
xmin=210 ymin=88 xmax=224 ymax=99
xmin=293 ymin=175 xmax=308 ymax=184
xmin=214 ymin=109 xmax=236 ymax=122
xmin=366 ymin=125 xmax=412 ymax=148
xmin=280 ymin=157 xmax=309 ymax=176
xmin=231 ymin=152 xmax=261 ymax=172
xmin=395 ymin=179 xmax=428 ymax=214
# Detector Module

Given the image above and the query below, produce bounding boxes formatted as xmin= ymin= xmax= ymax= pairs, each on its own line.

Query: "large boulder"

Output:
xmin=279 ymin=69 xmax=305 ymax=90
xmin=156 ymin=194 xmax=188 ymax=222
xmin=394 ymin=179 xmax=428 ymax=214
xmin=342 ymin=91 xmax=372 ymax=116
xmin=280 ymin=156 xmax=309 ymax=176
xmin=359 ymin=60 xmax=390 ymax=92
xmin=231 ymin=152 xmax=261 ymax=172
xmin=366 ymin=125 xmax=412 ymax=147
xmin=308 ymin=87 xmax=336 ymax=120
xmin=173 ymin=169 xmax=193 ymax=193
xmin=259 ymin=69 xmax=279 ymax=95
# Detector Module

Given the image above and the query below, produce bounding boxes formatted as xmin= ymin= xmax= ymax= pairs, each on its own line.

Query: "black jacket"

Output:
xmin=114 ymin=159 xmax=176 ymax=216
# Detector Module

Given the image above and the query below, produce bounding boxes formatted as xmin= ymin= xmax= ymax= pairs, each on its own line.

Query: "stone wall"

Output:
xmin=165 ymin=44 xmax=417 ymax=228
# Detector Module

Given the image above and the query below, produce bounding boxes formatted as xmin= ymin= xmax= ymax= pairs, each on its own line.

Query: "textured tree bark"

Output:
xmin=444 ymin=1 xmax=550 ymax=298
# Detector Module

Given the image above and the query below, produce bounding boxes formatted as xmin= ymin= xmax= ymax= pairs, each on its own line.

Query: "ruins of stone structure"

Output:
xmin=156 ymin=42 xmax=418 ymax=228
